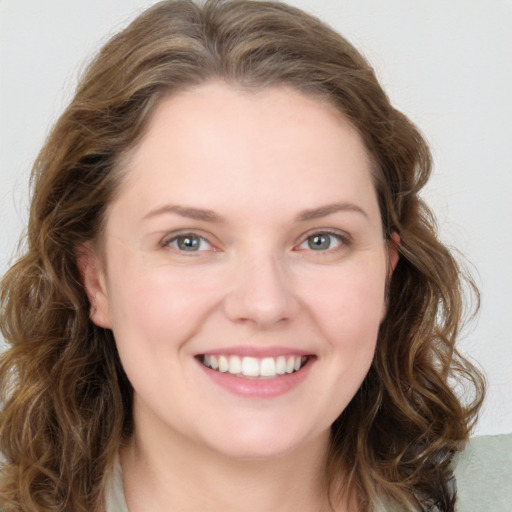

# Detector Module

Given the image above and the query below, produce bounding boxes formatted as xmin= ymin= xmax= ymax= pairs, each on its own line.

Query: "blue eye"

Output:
xmin=167 ymin=233 xmax=212 ymax=252
xmin=299 ymin=232 xmax=344 ymax=251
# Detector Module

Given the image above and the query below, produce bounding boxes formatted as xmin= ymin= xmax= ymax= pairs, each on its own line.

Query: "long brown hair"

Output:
xmin=0 ymin=1 xmax=484 ymax=510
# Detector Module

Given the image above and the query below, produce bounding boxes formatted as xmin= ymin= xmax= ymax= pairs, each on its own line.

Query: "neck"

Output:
xmin=119 ymin=416 xmax=346 ymax=512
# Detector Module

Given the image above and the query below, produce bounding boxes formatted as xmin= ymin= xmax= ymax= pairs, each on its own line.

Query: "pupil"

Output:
xmin=309 ymin=234 xmax=330 ymax=250
xmin=179 ymin=235 xmax=200 ymax=251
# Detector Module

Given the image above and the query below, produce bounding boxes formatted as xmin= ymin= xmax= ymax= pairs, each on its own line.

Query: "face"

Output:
xmin=82 ymin=82 xmax=398 ymax=460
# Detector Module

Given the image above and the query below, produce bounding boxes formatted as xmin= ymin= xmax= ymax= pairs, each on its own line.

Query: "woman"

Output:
xmin=0 ymin=1 xmax=484 ymax=511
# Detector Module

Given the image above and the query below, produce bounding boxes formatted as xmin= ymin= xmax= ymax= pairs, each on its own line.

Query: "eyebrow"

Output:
xmin=295 ymin=203 xmax=368 ymax=221
xmin=143 ymin=204 xmax=225 ymax=223
xmin=143 ymin=202 xmax=368 ymax=223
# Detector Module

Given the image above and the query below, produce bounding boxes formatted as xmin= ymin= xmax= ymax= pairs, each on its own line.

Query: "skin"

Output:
xmin=80 ymin=82 xmax=398 ymax=512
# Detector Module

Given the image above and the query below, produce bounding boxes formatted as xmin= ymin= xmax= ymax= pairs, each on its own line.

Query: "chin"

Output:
xmin=201 ymin=419 xmax=328 ymax=462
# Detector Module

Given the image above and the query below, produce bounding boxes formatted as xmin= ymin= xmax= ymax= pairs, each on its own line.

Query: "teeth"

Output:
xmin=218 ymin=355 xmax=229 ymax=373
xmin=242 ymin=356 xmax=259 ymax=376
xmin=276 ymin=356 xmax=286 ymax=375
xmin=260 ymin=357 xmax=275 ymax=377
xmin=228 ymin=355 xmax=242 ymax=374
xmin=201 ymin=354 xmax=307 ymax=377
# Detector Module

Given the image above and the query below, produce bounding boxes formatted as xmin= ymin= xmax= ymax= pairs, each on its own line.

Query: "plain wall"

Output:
xmin=1 ymin=0 xmax=511 ymax=436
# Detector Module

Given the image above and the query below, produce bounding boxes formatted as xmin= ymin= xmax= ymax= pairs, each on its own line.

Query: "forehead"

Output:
xmin=109 ymin=81 xmax=379 ymax=226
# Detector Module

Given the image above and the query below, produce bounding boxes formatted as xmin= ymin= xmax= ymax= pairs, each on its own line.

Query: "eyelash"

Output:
xmin=160 ymin=229 xmax=350 ymax=254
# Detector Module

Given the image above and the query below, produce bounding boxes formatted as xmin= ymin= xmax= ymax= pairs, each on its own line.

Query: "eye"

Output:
xmin=165 ymin=233 xmax=213 ymax=252
xmin=297 ymin=231 xmax=346 ymax=252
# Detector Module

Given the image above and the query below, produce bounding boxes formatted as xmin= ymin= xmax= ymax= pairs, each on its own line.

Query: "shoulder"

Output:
xmin=454 ymin=434 xmax=512 ymax=512
xmin=104 ymin=438 xmax=512 ymax=512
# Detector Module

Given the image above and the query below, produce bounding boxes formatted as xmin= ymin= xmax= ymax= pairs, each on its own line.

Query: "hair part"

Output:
xmin=1 ymin=1 xmax=484 ymax=511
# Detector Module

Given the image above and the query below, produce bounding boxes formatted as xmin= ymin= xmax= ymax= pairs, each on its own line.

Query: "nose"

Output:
xmin=223 ymin=250 xmax=299 ymax=329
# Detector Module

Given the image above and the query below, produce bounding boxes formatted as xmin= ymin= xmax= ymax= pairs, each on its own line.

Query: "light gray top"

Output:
xmin=454 ymin=434 xmax=512 ymax=512
xmin=105 ymin=434 xmax=512 ymax=512
xmin=106 ymin=456 xmax=129 ymax=512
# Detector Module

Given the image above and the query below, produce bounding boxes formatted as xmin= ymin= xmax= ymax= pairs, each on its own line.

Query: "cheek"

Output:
xmin=303 ymin=259 xmax=387 ymax=348
xmin=104 ymin=263 xmax=225 ymax=401
xmin=319 ymin=263 xmax=387 ymax=390
xmin=105 ymin=259 xmax=223 ymax=351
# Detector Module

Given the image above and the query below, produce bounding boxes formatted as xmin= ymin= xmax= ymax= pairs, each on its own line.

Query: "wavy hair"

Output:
xmin=0 ymin=1 xmax=484 ymax=511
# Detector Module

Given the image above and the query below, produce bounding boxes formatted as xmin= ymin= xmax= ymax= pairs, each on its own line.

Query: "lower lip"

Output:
xmin=197 ymin=358 xmax=314 ymax=399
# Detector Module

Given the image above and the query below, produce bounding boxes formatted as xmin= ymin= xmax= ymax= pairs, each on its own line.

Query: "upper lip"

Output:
xmin=196 ymin=346 xmax=314 ymax=358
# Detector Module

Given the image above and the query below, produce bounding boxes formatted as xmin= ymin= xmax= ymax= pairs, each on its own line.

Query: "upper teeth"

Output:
xmin=202 ymin=355 xmax=306 ymax=378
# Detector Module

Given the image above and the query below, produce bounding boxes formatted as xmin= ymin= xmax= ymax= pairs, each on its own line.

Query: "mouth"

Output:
xmin=196 ymin=354 xmax=310 ymax=379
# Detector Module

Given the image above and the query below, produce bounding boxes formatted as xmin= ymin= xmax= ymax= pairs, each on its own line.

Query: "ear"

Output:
xmin=387 ymin=232 xmax=400 ymax=276
xmin=381 ymin=232 xmax=401 ymax=321
xmin=76 ymin=243 xmax=112 ymax=328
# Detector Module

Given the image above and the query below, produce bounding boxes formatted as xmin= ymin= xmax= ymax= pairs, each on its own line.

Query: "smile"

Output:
xmin=198 ymin=354 xmax=308 ymax=379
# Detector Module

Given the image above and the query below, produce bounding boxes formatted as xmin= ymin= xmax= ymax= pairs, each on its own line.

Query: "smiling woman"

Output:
xmin=0 ymin=1 xmax=484 ymax=512
xmin=80 ymin=83 xmax=395 ymax=467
